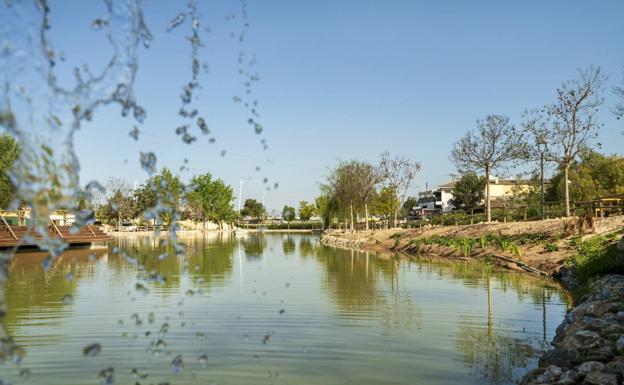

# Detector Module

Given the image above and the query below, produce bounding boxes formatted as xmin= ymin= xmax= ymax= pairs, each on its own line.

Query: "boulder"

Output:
xmin=583 ymin=371 xmax=618 ymax=385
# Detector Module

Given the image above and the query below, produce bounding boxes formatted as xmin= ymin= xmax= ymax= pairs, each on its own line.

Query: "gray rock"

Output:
xmin=617 ymin=236 xmax=624 ymax=252
xmin=583 ymin=371 xmax=618 ymax=385
xmin=577 ymin=361 xmax=606 ymax=374
xmin=554 ymin=369 xmax=582 ymax=385
xmin=616 ymin=335 xmax=624 ymax=354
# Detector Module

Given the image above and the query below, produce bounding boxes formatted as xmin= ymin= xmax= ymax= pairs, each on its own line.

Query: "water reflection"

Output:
xmin=1 ymin=234 xmax=567 ymax=385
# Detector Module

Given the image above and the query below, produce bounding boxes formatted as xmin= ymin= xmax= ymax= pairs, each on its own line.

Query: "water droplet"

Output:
xmin=62 ymin=294 xmax=74 ymax=304
xmin=170 ymin=355 xmax=184 ymax=374
xmin=199 ymin=353 xmax=209 ymax=367
xmin=19 ymin=368 xmax=31 ymax=378
xmin=167 ymin=13 xmax=186 ymax=32
xmin=98 ymin=367 xmax=114 ymax=385
xmin=83 ymin=343 xmax=102 ymax=357
xmin=92 ymin=18 xmax=108 ymax=30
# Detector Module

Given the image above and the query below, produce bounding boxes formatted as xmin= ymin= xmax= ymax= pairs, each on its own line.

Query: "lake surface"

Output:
xmin=1 ymin=233 xmax=568 ymax=385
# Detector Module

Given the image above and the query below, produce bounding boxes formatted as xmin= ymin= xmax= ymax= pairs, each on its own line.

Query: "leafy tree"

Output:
xmin=133 ymin=182 xmax=157 ymax=223
xmin=282 ymin=205 xmax=296 ymax=228
xmin=314 ymin=193 xmax=338 ymax=229
xmin=372 ymin=186 xmax=399 ymax=228
xmin=401 ymin=196 xmax=418 ymax=217
xmin=546 ymin=149 xmax=624 ymax=203
xmin=523 ymin=66 xmax=606 ymax=216
xmin=325 ymin=160 xmax=361 ymax=231
xmin=451 ymin=115 xmax=524 ymax=222
xmin=0 ymin=133 xmax=20 ymax=209
xmin=241 ymin=198 xmax=265 ymax=222
xmin=378 ymin=152 xmax=420 ymax=227
xmin=147 ymin=167 xmax=183 ymax=225
xmin=185 ymin=173 xmax=237 ymax=229
xmin=450 ymin=173 xmax=486 ymax=215
xmin=298 ymin=201 xmax=315 ymax=221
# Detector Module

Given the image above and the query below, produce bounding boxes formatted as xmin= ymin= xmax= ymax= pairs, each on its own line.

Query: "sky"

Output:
xmin=46 ymin=0 xmax=624 ymax=213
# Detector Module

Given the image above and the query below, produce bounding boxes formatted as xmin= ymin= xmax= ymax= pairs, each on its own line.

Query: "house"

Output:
xmin=418 ymin=177 xmax=535 ymax=213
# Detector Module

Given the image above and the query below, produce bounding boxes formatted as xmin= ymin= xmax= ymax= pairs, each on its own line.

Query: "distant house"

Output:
xmin=418 ymin=177 xmax=535 ymax=213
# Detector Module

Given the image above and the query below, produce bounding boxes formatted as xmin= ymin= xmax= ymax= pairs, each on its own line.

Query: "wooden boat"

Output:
xmin=0 ymin=219 xmax=111 ymax=249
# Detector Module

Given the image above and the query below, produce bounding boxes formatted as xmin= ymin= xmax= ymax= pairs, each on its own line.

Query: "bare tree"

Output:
xmin=614 ymin=68 xmax=624 ymax=122
xmin=105 ymin=177 xmax=134 ymax=231
xmin=451 ymin=115 xmax=522 ymax=222
xmin=378 ymin=152 xmax=421 ymax=228
xmin=523 ymin=66 xmax=606 ymax=217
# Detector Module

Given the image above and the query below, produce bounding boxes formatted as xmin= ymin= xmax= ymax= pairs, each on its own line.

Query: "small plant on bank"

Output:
xmin=544 ymin=242 xmax=559 ymax=252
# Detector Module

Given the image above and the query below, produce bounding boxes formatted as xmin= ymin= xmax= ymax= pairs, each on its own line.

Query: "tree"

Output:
xmin=185 ymin=173 xmax=237 ymax=229
xmin=372 ymin=186 xmax=399 ymax=228
xmin=103 ymin=177 xmax=134 ymax=230
xmin=314 ymin=193 xmax=336 ymax=230
xmin=0 ymin=134 xmax=20 ymax=209
xmin=147 ymin=168 xmax=184 ymax=225
xmin=325 ymin=161 xmax=361 ymax=231
xmin=546 ymin=149 xmax=624 ymax=203
xmin=354 ymin=161 xmax=382 ymax=230
xmin=298 ymin=201 xmax=315 ymax=221
xmin=241 ymin=199 xmax=265 ymax=222
xmin=282 ymin=205 xmax=296 ymax=228
xmin=523 ymin=66 xmax=606 ymax=216
xmin=450 ymin=173 xmax=486 ymax=216
xmin=614 ymin=68 xmax=624 ymax=121
xmin=378 ymin=152 xmax=420 ymax=227
xmin=401 ymin=196 xmax=418 ymax=218
xmin=451 ymin=115 xmax=523 ymax=222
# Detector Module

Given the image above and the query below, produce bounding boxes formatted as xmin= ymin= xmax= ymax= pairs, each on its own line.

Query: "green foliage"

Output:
xmin=544 ymin=242 xmax=559 ymax=252
xmin=567 ymin=235 xmax=624 ymax=284
xmin=547 ymin=149 xmax=624 ymax=202
xmin=450 ymin=173 xmax=486 ymax=212
xmin=282 ymin=205 xmax=296 ymax=223
xmin=241 ymin=198 xmax=265 ymax=222
xmin=185 ymin=173 xmax=237 ymax=225
xmin=298 ymin=200 xmax=315 ymax=221
xmin=401 ymin=196 xmax=418 ymax=217
xmin=148 ymin=168 xmax=183 ymax=225
xmin=372 ymin=186 xmax=399 ymax=220
xmin=0 ymin=133 xmax=20 ymax=209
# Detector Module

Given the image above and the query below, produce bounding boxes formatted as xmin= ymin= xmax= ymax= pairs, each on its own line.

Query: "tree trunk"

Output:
xmin=564 ymin=164 xmax=571 ymax=217
xmin=365 ymin=202 xmax=369 ymax=231
xmin=349 ymin=202 xmax=354 ymax=232
xmin=485 ymin=164 xmax=491 ymax=222
xmin=470 ymin=208 xmax=474 ymax=225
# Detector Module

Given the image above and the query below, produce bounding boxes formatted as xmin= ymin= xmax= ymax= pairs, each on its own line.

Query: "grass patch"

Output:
xmin=566 ymin=235 xmax=624 ymax=284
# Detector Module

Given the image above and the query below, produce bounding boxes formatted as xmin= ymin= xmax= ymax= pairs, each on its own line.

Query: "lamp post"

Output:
xmin=537 ymin=136 xmax=546 ymax=220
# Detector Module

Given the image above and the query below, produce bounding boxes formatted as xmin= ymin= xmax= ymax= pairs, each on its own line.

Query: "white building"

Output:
xmin=417 ymin=182 xmax=455 ymax=213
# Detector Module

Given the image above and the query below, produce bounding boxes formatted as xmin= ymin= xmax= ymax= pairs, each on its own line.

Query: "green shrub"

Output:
xmin=567 ymin=236 xmax=624 ymax=284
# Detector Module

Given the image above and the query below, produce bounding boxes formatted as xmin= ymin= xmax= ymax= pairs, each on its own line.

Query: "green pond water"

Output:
xmin=0 ymin=233 xmax=568 ymax=385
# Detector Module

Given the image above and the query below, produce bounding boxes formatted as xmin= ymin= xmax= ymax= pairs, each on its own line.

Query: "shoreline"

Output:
xmin=320 ymin=216 xmax=624 ymax=385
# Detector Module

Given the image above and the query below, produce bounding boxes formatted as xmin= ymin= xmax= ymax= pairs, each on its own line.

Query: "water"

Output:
xmin=1 ymin=233 xmax=568 ymax=385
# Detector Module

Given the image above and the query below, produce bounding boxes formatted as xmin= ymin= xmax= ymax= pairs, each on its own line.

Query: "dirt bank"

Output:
xmin=321 ymin=216 xmax=624 ymax=280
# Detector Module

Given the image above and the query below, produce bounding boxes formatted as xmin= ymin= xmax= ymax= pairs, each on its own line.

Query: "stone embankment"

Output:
xmin=521 ymin=274 xmax=624 ymax=385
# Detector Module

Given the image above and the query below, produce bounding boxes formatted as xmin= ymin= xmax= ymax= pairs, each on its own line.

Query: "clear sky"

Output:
xmin=47 ymin=0 xmax=624 ymax=213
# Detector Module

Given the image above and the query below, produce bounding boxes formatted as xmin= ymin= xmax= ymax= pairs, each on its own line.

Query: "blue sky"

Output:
xmin=48 ymin=0 xmax=624 ymax=213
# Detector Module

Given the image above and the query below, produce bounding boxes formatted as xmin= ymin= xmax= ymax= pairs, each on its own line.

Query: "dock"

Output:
xmin=0 ymin=219 xmax=111 ymax=249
